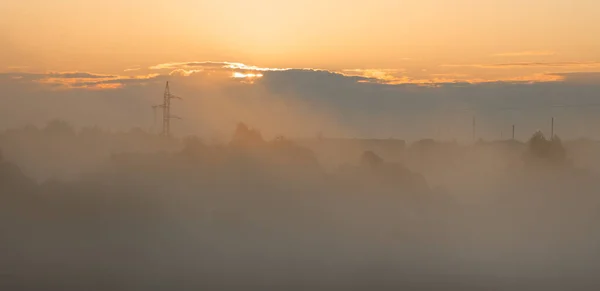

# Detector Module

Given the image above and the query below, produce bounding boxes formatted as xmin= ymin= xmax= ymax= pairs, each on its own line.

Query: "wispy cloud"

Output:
xmin=4 ymin=59 xmax=586 ymax=93
xmin=169 ymin=69 xmax=203 ymax=76
xmin=550 ymin=72 xmax=600 ymax=83
xmin=232 ymin=72 xmax=263 ymax=78
xmin=124 ymin=67 xmax=141 ymax=72
xmin=339 ymin=69 xmax=405 ymax=83
xmin=337 ymin=69 xmax=562 ymax=85
xmin=47 ymin=72 xmax=117 ymax=79
xmin=222 ymin=62 xmax=289 ymax=72
xmin=149 ymin=61 xmax=288 ymax=72
xmin=148 ymin=61 xmax=290 ymax=82
xmin=149 ymin=62 xmax=222 ymax=70
xmin=443 ymin=61 xmax=600 ymax=69
xmin=1 ymin=71 xmax=161 ymax=90
xmin=5 ymin=65 xmax=29 ymax=71
xmin=149 ymin=62 xmax=564 ymax=85
xmin=493 ymin=51 xmax=556 ymax=57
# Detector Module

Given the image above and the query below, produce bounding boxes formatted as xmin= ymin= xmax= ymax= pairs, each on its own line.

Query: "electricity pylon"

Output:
xmin=152 ymin=81 xmax=182 ymax=137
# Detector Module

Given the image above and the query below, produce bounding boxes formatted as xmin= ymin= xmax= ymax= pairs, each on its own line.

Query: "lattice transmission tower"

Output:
xmin=152 ymin=81 xmax=182 ymax=136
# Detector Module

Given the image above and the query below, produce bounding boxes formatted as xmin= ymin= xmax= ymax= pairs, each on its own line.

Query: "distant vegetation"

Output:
xmin=523 ymin=131 xmax=567 ymax=168
xmin=2 ymin=120 xmax=600 ymax=290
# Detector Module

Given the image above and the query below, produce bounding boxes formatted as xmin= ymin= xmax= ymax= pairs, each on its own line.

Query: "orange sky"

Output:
xmin=2 ymin=0 xmax=600 ymax=84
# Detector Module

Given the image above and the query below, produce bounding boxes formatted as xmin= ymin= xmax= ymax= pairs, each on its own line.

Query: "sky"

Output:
xmin=1 ymin=0 xmax=600 ymax=140
xmin=2 ymin=0 xmax=600 ymax=80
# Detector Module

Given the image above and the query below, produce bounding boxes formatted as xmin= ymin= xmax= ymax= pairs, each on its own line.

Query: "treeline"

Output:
xmin=1 ymin=119 xmax=596 ymax=182
xmin=2 ymin=121 xmax=600 ymax=290
xmin=0 ymin=119 xmax=180 ymax=181
xmin=1 ymin=122 xmax=445 ymax=290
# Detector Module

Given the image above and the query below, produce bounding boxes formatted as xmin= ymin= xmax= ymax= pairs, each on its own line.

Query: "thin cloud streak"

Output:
xmin=307 ymin=68 xmax=562 ymax=85
xmin=493 ymin=51 xmax=557 ymax=57
xmin=169 ymin=69 xmax=203 ymax=76
xmin=47 ymin=72 xmax=117 ymax=79
xmin=5 ymin=66 xmax=29 ymax=70
xmin=340 ymin=69 xmax=405 ymax=82
xmin=443 ymin=61 xmax=600 ymax=69
xmin=124 ymin=67 xmax=141 ymax=72
xmin=1 ymin=72 xmax=161 ymax=90
xmin=149 ymin=61 xmax=289 ymax=72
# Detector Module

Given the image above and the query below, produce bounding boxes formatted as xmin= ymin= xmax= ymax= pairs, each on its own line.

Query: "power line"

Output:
xmin=151 ymin=105 xmax=161 ymax=134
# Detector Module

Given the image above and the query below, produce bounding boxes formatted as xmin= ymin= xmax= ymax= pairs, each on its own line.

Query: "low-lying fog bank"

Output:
xmin=2 ymin=122 xmax=600 ymax=290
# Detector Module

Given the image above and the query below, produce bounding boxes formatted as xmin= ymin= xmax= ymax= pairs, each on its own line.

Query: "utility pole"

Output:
xmin=472 ymin=116 xmax=476 ymax=142
xmin=551 ymin=117 xmax=554 ymax=140
xmin=153 ymin=82 xmax=182 ymax=137
xmin=512 ymin=125 xmax=515 ymax=140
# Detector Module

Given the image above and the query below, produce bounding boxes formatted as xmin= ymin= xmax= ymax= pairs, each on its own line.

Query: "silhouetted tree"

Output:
xmin=230 ymin=122 xmax=264 ymax=146
xmin=43 ymin=119 xmax=75 ymax=136
xmin=0 ymin=148 xmax=34 ymax=193
xmin=181 ymin=136 xmax=206 ymax=157
xmin=360 ymin=150 xmax=383 ymax=169
xmin=524 ymin=131 xmax=567 ymax=168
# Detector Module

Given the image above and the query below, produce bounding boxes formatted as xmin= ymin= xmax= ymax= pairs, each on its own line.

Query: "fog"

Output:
xmin=2 ymin=117 xmax=600 ymax=291
xmin=4 ymin=69 xmax=600 ymax=142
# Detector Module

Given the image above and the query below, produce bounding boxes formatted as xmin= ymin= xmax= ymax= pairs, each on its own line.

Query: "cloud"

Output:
xmin=169 ymin=69 xmax=203 ymax=76
xmin=72 ymin=74 xmax=163 ymax=88
xmin=222 ymin=62 xmax=289 ymax=72
xmin=124 ymin=67 xmax=141 ymax=72
xmin=149 ymin=61 xmax=288 ymax=72
xmin=1 ymin=62 xmax=567 ymax=94
xmin=550 ymin=72 xmax=600 ymax=84
xmin=0 ymin=72 xmax=161 ymax=90
xmin=232 ymin=72 xmax=263 ymax=78
xmin=443 ymin=62 xmax=600 ymax=69
xmin=147 ymin=61 xmax=291 ymax=84
xmin=47 ymin=72 xmax=117 ymax=79
xmin=5 ymin=65 xmax=29 ymax=70
xmin=338 ymin=69 xmax=563 ymax=85
xmin=340 ymin=69 xmax=405 ymax=83
xmin=146 ymin=61 xmax=574 ymax=85
xmin=149 ymin=61 xmax=223 ymax=70
xmin=3 ymin=59 xmax=599 ymax=93
xmin=495 ymin=73 xmax=564 ymax=83
xmin=3 ymin=66 xmax=600 ymax=141
xmin=493 ymin=51 xmax=556 ymax=57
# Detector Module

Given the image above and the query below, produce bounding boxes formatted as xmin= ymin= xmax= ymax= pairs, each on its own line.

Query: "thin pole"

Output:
xmin=512 ymin=125 xmax=515 ymax=140
xmin=551 ymin=117 xmax=554 ymax=140
xmin=472 ymin=116 xmax=476 ymax=142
